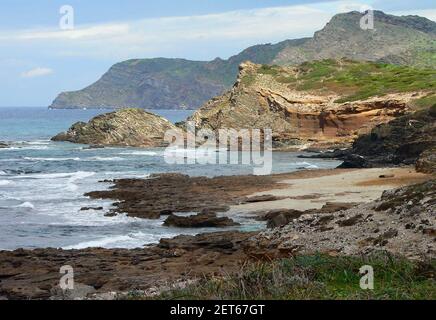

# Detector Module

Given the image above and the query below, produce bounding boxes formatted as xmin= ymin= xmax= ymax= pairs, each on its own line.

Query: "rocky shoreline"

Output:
xmin=0 ymin=167 xmax=433 ymax=300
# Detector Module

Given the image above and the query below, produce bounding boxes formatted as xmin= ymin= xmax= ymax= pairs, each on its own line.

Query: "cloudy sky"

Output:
xmin=0 ymin=0 xmax=435 ymax=106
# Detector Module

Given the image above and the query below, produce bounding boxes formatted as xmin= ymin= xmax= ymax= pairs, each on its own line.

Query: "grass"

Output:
xmin=271 ymin=59 xmax=436 ymax=103
xmin=151 ymin=253 xmax=435 ymax=300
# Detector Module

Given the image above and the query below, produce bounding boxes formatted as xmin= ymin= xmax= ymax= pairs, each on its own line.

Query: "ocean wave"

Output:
xmin=119 ymin=151 xmax=159 ymax=156
xmin=23 ymin=157 xmax=81 ymax=161
xmin=86 ymin=156 xmax=125 ymax=161
xmin=62 ymin=231 xmax=160 ymax=249
xmin=18 ymin=171 xmax=95 ymax=180
xmin=0 ymin=170 xmax=6 ymax=175
xmin=0 ymin=180 xmax=12 ymax=186
xmin=16 ymin=201 xmax=35 ymax=209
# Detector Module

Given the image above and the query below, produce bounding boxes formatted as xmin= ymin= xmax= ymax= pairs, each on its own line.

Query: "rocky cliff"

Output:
xmin=187 ymin=60 xmax=435 ymax=149
xmin=335 ymin=104 xmax=436 ymax=173
xmin=50 ymin=11 xmax=436 ymax=110
xmin=51 ymin=108 xmax=178 ymax=147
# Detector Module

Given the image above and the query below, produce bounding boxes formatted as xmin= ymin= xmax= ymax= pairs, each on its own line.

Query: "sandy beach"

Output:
xmin=231 ymin=167 xmax=430 ymax=213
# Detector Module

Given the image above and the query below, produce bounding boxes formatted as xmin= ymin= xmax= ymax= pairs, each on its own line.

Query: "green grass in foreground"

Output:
xmin=151 ymin=253 xmax=435 ymax=300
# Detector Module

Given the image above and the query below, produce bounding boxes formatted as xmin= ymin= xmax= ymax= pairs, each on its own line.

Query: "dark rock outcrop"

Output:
xmin=163 ymin=212 xmax=239 ymax=228
xmin=85 ymin=173 xmax=287 ymax=219
xmin=336 ymin=105 xmax=436 ymax=170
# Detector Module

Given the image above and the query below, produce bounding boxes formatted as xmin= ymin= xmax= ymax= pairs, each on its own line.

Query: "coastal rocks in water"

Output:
xmin=85 ymin=173 xmax=284 ymax=219
xmin=0 ymin=142 xmax=9 ymax=148
xmin=186 ymin=60 xmax=430 ymax=150
xmin=163 ymin=211 xmax=239 ymax=228
xmin=0 ymin=231 xmax=255 ymax=300
xmin=52 ymin=108 xmax=180 ymax=147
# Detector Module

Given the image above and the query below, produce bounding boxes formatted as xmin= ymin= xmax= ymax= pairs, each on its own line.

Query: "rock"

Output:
xmin=0 ymin=231 xmax=256 ymax=299
xmin=80 ymin=207 xmax=104 ymax=211
xmin=50 ymin=11 xmax=436 ymax=112
xmin=0 ymin=142 xmax=9 ymax=148
xmin=379 ymin=174 xmax=395 ymax=178
xmin=85 ymin=173 xmax=280 ymax=219
xmin=163 ymin=212 xmax=239 ymax=228
xmin=336 ymin=214 xmax=364 ymax=227
xmin=244 ymin=195 xmax=281 ymax=203
xmin=52 ymin=108 xmax=180 ymax=147
xmin=187 ymin=60 xmax=425 ymax=150
xmin=259 ymin=209 xmax=305 ymax=228
xmin=336 ymin=104 xmax=436 ymax=168
xmin=416 ymin=147 xmax=436 ymax=174
xmin=83 ymin=144 xmax=105 ymax=149
xmin=50 ymin=283 xmax=97 ymax=300
xmin=337 ymin=154 xmax=369 ymax=168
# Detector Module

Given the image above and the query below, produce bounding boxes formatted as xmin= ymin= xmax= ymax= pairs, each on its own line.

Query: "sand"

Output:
xmin=229 ymin=167 xmax=430 ymax=213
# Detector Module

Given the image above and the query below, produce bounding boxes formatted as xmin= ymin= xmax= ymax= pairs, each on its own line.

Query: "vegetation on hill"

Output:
xmin=278 ymin=59 xmax=436 ymax=102
xmin=50 ymin=11 xmax=436 ymax=110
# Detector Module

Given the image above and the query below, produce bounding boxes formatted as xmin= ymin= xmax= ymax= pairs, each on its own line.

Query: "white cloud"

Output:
xmin=21 ymin=67 xmax=54 ymax=78
xmin=0 ymin=4 xmax=332 ymax=60
xmin=0 ymin=2 xmax=434 ymax=62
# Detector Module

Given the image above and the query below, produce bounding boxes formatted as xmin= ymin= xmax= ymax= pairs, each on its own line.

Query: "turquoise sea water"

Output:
xmin=0 ymin=107 xmax=341 ymax=250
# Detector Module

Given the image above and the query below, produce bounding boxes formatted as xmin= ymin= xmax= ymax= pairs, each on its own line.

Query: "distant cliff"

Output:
xmin=50 ymin=11 xmax=436 ymax=110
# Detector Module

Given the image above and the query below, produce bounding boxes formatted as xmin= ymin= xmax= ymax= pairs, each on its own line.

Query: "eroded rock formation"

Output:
xmin=187 ymin=61 xmax=427 ymax=149
xmin=52 ymin=108 xmax=179 ymax=147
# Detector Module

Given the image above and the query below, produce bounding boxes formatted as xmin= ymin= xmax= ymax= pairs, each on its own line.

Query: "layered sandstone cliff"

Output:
xmin=187 ymin=60 xmax=433 ymax=149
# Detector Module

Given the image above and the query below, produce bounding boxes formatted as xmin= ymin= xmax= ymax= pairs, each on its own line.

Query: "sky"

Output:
xmin=0 ymin=0 xmax=435 ymax=107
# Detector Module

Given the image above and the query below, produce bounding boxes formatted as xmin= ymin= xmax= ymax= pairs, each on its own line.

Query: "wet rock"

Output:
xmin=83 ymin=144 xmax=105 ymax=149
xmin=163 ymin=212 xmax=239 ymax=228
xmin=80 ymin=207 xmax=104 ymax=211
xmin=244 ymin=195 xmax=282 ymax=203
xmin=86 ymin=173 xmax=281 ymax=219
xmin=0 ymin=142 xmax=8 ymax=148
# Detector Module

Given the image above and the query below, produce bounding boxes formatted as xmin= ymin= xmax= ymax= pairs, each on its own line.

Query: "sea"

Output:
xmin=0 ymin=107 xmax=341 ymax=250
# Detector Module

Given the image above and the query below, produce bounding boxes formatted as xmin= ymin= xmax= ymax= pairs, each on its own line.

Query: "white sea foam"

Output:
xmin=23 ymin=157 xmax=81 ymax=161
xmin=0 ymin=170 xmax=6 ymax=175
xmin=86 ymin=156 xmax=124 ymax=161
xmin=119 ymin=151 xmax=159 ymax=156
xmin=18 ymin=171 xmax=95 ymax=180
xmin=66 ymin=171 xmax=96 ymax=191
xmin=62 ymin=231 xmax=163 ymax=249
xmin=16 ymin=202 xmax=35 ymax=209
xmin=295 ymin=161 xmax=319 ymax=169
xmin=0 ymin=180 xmax=12 ymax=186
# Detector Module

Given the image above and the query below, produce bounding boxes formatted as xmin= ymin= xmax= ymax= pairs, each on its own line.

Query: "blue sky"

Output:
xmin=0 ymin=0 xmax=435 ymax=106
